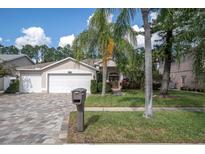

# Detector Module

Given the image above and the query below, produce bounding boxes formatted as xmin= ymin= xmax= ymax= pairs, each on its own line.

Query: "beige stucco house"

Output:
xmin=159 ymin=54 xmax=205 ymax=90
xmin=0 ymin=54 xmax=34 ymax=91
xmin=82 ymin=58 xmax=123 ymax=88
xmin=17 ymin=57 xmax=97 ymax=93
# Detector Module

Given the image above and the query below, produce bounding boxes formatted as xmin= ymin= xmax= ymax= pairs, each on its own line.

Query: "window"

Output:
xmin=181 ymin=76 xmax=186 ymax=86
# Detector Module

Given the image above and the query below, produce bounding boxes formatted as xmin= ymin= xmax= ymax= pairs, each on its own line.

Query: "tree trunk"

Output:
xmin=141 ymin=8 xmax=153 ymax=118
xmin=160 ymin=30 xmax=173 ymax=96
xmin=102 ymin=60 xmax=107 ymax=96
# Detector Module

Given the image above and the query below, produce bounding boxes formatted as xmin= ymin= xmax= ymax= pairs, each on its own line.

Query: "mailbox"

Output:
xmin=72 ymin=88 xmax=87 ymax=105
xmin=71 ymin=88 xmax=87 ymax=132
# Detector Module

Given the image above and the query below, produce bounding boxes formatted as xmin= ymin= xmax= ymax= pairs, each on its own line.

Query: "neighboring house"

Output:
xmin=0 ymin=54 xmax=34 ymax=91
xmin=17 ymin=57 xmax=97 ymax=93
xmin=83 ymin=58 xmax=123 ymax=88
xmin=159 ymin=54 xmax=205 ymax=90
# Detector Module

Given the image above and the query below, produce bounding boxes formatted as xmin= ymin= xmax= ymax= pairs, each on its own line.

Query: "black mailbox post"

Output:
xmin=71 ymin=88 xmax=87 ymax=132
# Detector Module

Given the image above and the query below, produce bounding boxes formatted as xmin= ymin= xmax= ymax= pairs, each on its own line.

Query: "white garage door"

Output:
xmin=20 ymin=74 xmax=42 ymax=93
xmin=48 ymin=74 xmax=92 ymax=93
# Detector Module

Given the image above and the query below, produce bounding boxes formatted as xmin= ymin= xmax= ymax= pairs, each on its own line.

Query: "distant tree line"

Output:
xmin=0 ymin=44 xmax=101 ymax=64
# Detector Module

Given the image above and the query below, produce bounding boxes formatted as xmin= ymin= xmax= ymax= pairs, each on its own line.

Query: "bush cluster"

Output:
xmin=5 ymin=79 xmax=19 ymax=94
xmin=90 ymin=80 xmax=112 ymax=94
xmin=180 ymin=87 xmax=205 ymax=92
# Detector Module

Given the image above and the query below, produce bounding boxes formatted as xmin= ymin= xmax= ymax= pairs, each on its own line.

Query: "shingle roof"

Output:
xmin=0 ymin=54 xmax=34 ymax=64
xmin=17 ymin=62 xmax=54 ymax=70
xmin=82 ymin=58 xmax=101 ymax=66
xmin=17 ymin=57 xmax=98 ymax=71
xmin=82 ymin=58 xmax=117 ymax=67
xmin=0 ymin=54 xmax=26 ymax=62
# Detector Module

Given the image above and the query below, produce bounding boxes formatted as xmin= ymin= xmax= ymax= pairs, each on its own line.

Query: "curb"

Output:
xmin=58 ymin=114 xmax=70 ymax=144
xmin=85 ymin=107 xmax=205 ymax=112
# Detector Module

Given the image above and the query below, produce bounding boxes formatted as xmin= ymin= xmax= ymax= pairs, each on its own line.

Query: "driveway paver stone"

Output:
xmin=0 ymin=93 xmax=75 ymax=144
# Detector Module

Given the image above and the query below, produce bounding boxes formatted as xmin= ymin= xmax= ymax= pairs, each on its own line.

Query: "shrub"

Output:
xmin=106 ymin=83 xmax=112 ymax=93
xmin=97 ymin=82 xmax=112 ymax=93
xmin=90 ymin=80 xmax=98 ymax=94
xmin=180 ymin=87 xmax=184 ymax=90
xmin=5 ymin=79 xmax=19 ymax=94
xmin=97 ymin=82 xmax=102 ymax=93
xmin=153 ymin=82 xmax=161 ymax=90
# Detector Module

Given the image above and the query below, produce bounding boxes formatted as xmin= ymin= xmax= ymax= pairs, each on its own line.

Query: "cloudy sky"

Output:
xmin=0 ymin=9 xmax=158 ymax=49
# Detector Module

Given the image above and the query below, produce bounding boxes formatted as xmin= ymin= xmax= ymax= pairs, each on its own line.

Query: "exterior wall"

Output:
xmin=159 ymin=54 xmax=204 ymax=89
xmin=41 ymin=60 xmax=96 ymax=92
xmin=19 ymin=71 xmax=42 ymax=92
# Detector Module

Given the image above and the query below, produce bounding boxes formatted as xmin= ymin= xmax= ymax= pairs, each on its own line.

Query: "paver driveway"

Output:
xmin=0 ymin=93 xmax=75 ymax=144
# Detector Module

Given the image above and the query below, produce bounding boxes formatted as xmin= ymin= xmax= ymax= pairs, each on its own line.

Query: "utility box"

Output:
xmin=71 ymin=88 xmax=87 ymax=132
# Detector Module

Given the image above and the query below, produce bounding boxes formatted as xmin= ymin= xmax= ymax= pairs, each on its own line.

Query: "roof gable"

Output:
xmin=17 ymin=57 xmax=98 ymax=71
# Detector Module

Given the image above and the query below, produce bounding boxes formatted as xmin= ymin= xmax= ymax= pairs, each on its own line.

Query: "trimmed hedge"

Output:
xmin=97 ymin=82 xmax=112 ymax=93
xmin=5 ymin=80 xmax=19 ymax=94
xmin=91 ymin=80 xmax=98 ymax=94
xmin=91 ymin=80 xmax=112 ymax=94
xmin=97 ymin=82 xmax=102 ymax=93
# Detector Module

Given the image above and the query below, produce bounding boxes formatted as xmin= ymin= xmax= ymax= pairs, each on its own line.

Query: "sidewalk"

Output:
xmin=84 ymin=107 xmax=205 ymax=112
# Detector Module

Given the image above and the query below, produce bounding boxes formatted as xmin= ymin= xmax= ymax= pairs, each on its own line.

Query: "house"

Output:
xmin=159 ymin=54 xmax=205 ymax=90
xmin=0 ymin=54 xmax=34 ymax=91
xmin=82 ymin=58 xmax=123 ymax=88
xmin=17 ymin=57 xmax=97 ymax=93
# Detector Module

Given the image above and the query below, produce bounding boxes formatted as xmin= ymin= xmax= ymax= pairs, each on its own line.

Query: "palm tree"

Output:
xmin=114 ymin=8 xmax=153 ymax=117
xmin=152 ymin=9 xmax=174 ymax=96
xmin=141 ymin=8 xmax=153 ymax=117
xmin=72 ymin=9 xmax=115 ymax=96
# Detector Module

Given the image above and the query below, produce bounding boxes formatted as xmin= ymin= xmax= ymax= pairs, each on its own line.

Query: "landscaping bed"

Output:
xmin=68 ymin=111 xmax=205 ymax=143
xmin=85 ymin=90 xmax=205 ymax=107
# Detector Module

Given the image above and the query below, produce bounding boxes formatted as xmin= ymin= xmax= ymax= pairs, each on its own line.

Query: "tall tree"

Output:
xmin=114 ymin=8 xmax=153 ymax=117
xmin=153 ymin=9 xmax=205 ymax=95
xmin=21 ymin=45 xmax=37 ymax=63
xmin=114 ymin=40 xmax=144 ymax=89
xmin=56 ymin=45 xmax=74 ymax=60
xmin=43 ymin=47 xmax=56 ymax=62
xmin=152 ymin=9 xmax=174 ymax=96
xmin=141 ymin=8 xmax=153 ymax=117
xmin=0 ymin=45 xmax=19 ymax=54
xmin=73 ymin=9 xmax=115 ymax=96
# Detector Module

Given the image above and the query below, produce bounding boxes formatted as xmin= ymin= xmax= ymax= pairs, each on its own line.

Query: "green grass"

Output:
xmin=68 ymin=111 xmax=205 ymax=143
xmin=85 ymin=90 xmax=205 ymax=107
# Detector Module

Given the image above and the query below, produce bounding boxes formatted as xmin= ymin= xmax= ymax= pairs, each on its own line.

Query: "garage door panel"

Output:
xmin=20 ymin=74 xmax=41 ymax=93
xmin=48 ymin=74 xmax=91 ymax=93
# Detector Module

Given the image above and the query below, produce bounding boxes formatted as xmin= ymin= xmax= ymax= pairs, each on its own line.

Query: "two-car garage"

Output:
xmin=48 ymin=74 xmax=92 ymax=93
xmin=18 ymin=57 xmax=97 ymax=94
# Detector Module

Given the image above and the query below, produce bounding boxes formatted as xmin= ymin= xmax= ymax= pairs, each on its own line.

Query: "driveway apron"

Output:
xmin=0 ymin=93 xmax=75 ymax=144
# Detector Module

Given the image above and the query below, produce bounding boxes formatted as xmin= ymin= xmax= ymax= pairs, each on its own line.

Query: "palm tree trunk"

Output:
xmin=141 ymin=8 xmax=153 ymax=118
xmin=160 ymin=30 xmax=173 ymax=96
xmin=102 ymin=60 xmax=107 ymax=96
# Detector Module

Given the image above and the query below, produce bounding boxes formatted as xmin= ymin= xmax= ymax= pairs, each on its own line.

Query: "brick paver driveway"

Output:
xmin=0 ymin=93 xmax=75 ymax=144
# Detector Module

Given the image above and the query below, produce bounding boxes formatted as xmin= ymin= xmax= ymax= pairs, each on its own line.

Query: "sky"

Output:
xmin=0 ymin=9 xmax=148 ymax=49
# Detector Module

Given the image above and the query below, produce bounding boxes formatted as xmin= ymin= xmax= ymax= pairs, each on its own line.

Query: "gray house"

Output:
xmin=0 ymin=54 xmax=34 ymax=91
xmin=159 ymin=54 xmax=205 ymax=90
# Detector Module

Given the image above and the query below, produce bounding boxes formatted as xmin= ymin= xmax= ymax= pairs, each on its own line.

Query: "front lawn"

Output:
xmin=68 ymin=111 xmax=205 ymax=143
xmin=85 ymin=90 xmax=205 ymax=107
